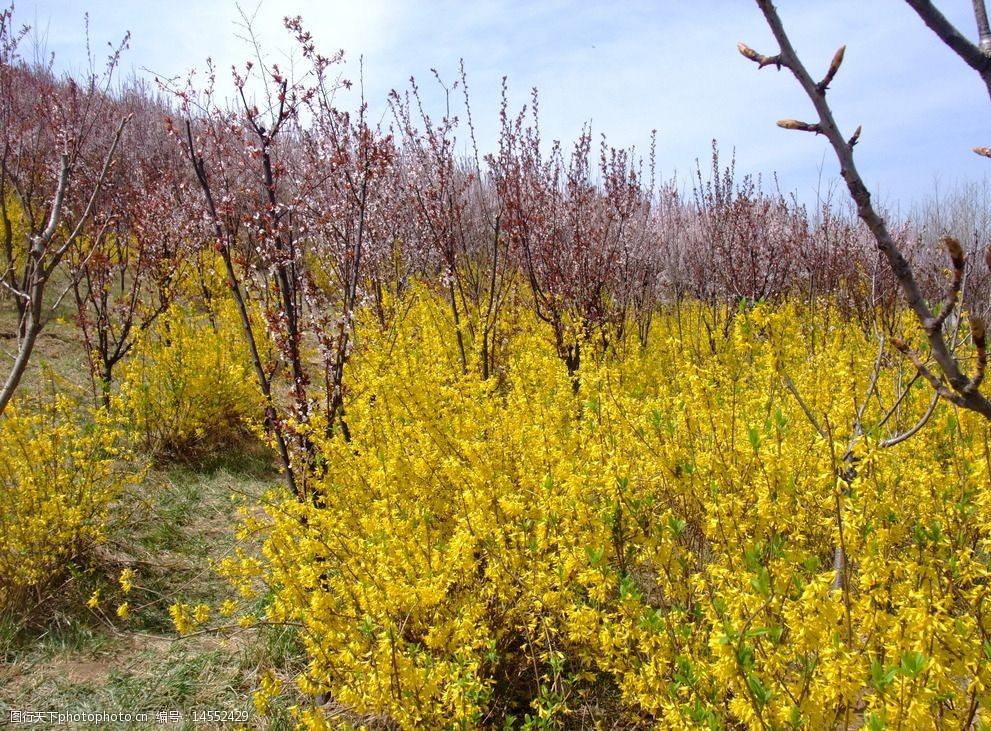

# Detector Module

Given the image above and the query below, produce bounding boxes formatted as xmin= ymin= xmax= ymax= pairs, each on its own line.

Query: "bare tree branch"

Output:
xmin=903 ymin=0 xmax=991 ymax=99
xmin=0 ymin=116 xmax=128 ymax=416
xmin=817 ymin=45 xmax=846 ymax=94
xmin=969 ymin=317 xmax=987 ymax=391
xmin=744 ymin=0 xmax=991 ymax=420
xmin=933 ymin=236 xmax=965 ymax=331
xmin=974 ymin=0 xmax=991 ymax=55
xmin=878 ymin=392 xmax=940 ymax=448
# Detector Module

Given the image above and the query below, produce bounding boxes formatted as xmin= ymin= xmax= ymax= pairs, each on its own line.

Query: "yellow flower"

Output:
xmin=169 ymin=603 xmax=194 ymax=635
xmin=253 ymin=669 xmax=282 ymax=716
xmin=118 ymin=568 xmax=136 ymax=595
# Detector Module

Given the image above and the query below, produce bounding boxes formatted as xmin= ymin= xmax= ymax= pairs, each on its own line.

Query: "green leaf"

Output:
xmin=585 ymin=546 xmax=604 ymax=566
xmin=618 ymin=574 xmax=641 ymax=601
xmin=774 ymin=407 xmax=788 ymax=433
xmin=869 ymin=659 xmax=899 ymax=692
xmin=745 ymin=673 xmax=772 ymax=707
xmin=898 ymin=651 xmax=927 ymax=678
xmin=748 ymin=425 xmax=761 ymax=451
xmin=736 ymin=642 xmax=754 ymax=670
xmin=750 ymin=566 xmax=771 ymax=598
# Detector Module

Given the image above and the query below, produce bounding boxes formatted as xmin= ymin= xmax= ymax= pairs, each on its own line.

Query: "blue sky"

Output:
xmin=14 ymin=0 xmax=991 ymax=210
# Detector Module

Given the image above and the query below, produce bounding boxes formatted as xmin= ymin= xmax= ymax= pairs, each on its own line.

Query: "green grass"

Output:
xmin=0 ymin=437 xmax=312 ymax=730
xmin=1 ymin=640 xmax=266 ymax=730
xmin=0 ymin=303 xmax=320 ymax=730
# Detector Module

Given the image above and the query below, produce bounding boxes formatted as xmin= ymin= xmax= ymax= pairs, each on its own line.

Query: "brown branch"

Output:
xmin=904 ymin=0 xmax=991 ymax=101
xmin=932 ymin=236 xmax=965 ymax=330
xmin=777 ymin=119 xmax=822 ymax=134
xmin=747 ymin=0 xmax=991 ymax=420
xmin=852 ymin=337 xmax=888 ymax=438
xmin=970 ymin=317 xmax=987 ymax=391
xmin=905 ymin=0 xmax=991 ymax=70
xmin=31 ymin=154 xmax=70 ymax=257
xmin=0 ymin=115 xmax=129 ymax=417
xmin=976 ymin=0 xmax=991 ymax=54
xmin=847 ymin=125 xmax=862 ymax=147
xmin=782 ymin=373 xmax=826 ymax=438
xmin=817 ymin=45 xmax=846 ymax=94
xmin=737 ymin=42 xmax=785 ymax=69
xmin=891 ymin=338 xmax=966 ymax=407
xmin=182 ymin=118 xmax=299 ymax=500
xmin=878 ymin=391 xmax=940 ymax=449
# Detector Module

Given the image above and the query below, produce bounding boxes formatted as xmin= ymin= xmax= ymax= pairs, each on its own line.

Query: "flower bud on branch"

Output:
xmin=747 ymin=0 xmax=991 ymax=419
xmin=777 ymin=119 xmax=823 ymax=134
xmin=737 ymin=42 xmax=784 ymax=69
xmin=974 ymin=146 xmax=991 ymax=158
xmin=816 ymin=45 xmax=846 ymax=94
xmin=972 ymin=317 xmax=987 ymax=347
xmin=847 ymin=125 xmax=862 ymax=148
xmin=944 ymin=235 xmax=964 ymax=267
xmin=932 ymin=236 xmax=964 ymax=330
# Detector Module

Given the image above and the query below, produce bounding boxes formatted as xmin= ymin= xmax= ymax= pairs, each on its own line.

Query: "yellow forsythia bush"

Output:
xmin=117 ymin=299 xmax=261 ymax=457
xmin=0 ymin=394 xmax=138 ymax=612
xmin=224 ymin=290 xmax=991 ymax=729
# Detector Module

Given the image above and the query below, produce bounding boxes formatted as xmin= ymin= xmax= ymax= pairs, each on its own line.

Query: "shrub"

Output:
xmin=117 ymin=299 xmax=261 ymax=459
xmin=0 ymin=393 xmax=139 ymax=613
xmin=221 ymin=289 xmax=991 ymax=729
